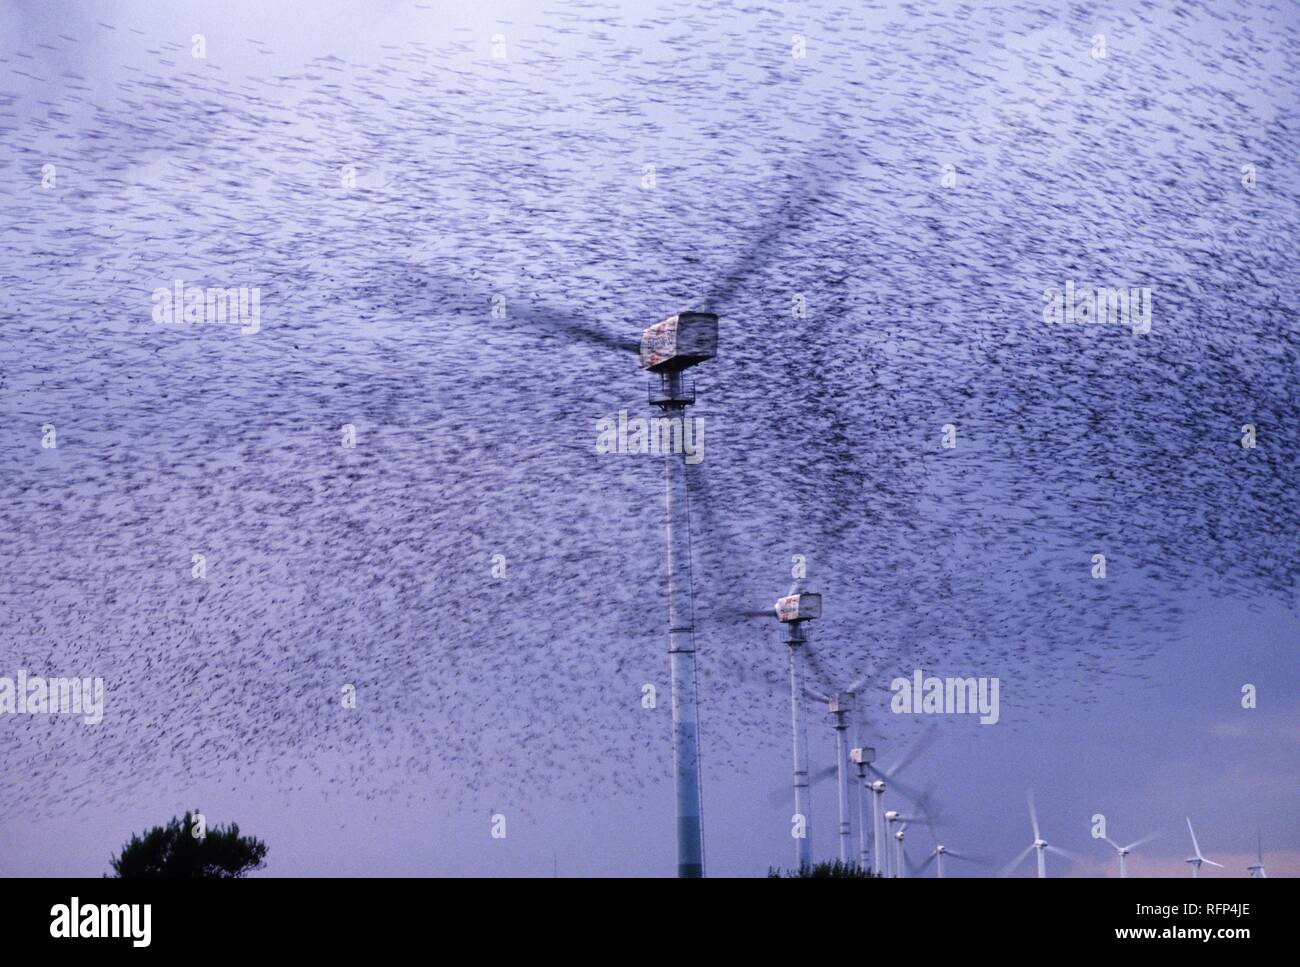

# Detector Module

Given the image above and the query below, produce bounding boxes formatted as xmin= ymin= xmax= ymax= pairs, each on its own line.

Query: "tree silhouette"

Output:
xmin=767 ymin=859 xmax=880 ymax=878
xmin=110 ymin=810 xmax=268 ymax=878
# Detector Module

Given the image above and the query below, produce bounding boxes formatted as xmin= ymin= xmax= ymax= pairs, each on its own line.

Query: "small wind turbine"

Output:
xmin=827 ymin=692 xmax=855 ymax=865
xmin=894 ymin=822 xmax=909 ymax=879
xmin=1100 ymin=830 xmax=1158 ymax=878
xmin=1001 ymin=792 xmax=1081 ymax=878
xmin=882 ymin=809 xmax=930 ymax=878
xmin=1247 ymin=833 xmax=1266 ymax=878
xmin=915 ymin=843 xmax=983 ymax=878
xmin=849 ymin=744 xmax=875 ymax=871
xmin=642 ymin=312 xmax=718 ymax=879
xmin=884 ymin=810 xmax=900 ymax=877
xmin=776 ymin=589 xmax=822 ymax=871
xmin=864 ymin=726 xmax=938 ymax=876
xmin=1184 ymin=817 xmax=1223 ymax=878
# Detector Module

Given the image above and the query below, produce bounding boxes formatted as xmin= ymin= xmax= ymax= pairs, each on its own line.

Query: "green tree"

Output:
xmin=110 ymin=810 xmax=268 ymax=878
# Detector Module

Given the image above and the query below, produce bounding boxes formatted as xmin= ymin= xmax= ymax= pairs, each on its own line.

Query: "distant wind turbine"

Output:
xmin=1001 ymin=792 xmax=1082 ymax=878
xmin=1185 ymin=818 xmax=1223 ymax=877
xmin=1100 ymin=830 xmax=1159 ymax=878
xmin=1247 ymin=833 xmax=1266 ymax=878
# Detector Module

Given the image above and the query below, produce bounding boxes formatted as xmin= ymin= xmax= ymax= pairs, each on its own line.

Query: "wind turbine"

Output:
xmin=1100 ymin=830 xmax=1158 ymax=878
xmin=394 ymin=128 xmax=850 ymax=880
xmin=803 ymin=667 xmax=870 ymax=867
xmin=827 ymin=692 xmax=855 ymax=865
xmin=775 ymin=589 xmax=822 ymax=871
xmin=1001 ymin=792 xmax=1081 ymax=878
xmin=915 ymin=843 xmax=984 ymax=878
xmin=882 ymin=809 xmax=930 ymax=878
xmin=641 ymin=312 xmax=718 ymax=878
xmin=884 ymin=810 xmax=901 ymax=877
xmin=1247 ymin=833 xmax=1266 ymax=878
xmin=864 ymin=725 xmax=939 ymax=876
xmin=1184 ymin=817 xmax=1223 ymax=878
xmin=849 ymin=744 xmax=875 ymax=871
xmin=894 ymin=822 xmax=909 ymax=878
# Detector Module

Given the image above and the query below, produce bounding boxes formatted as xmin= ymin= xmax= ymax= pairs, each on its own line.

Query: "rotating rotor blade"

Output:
xmin=885 ymin=723 xmax=940 ymax=779
xmin=1045 ymin=845 xmax=1086 ymax=866
xmin=1122 ymin=832 xmax=1160 ymax=852
xmin=801 ymin=638 xmax=838 ymax=698
xmin=998 ymin=845 xmax=1036 ymax=879
xmin=864 ymin=763 xmax=927 ymax=807
xmin=1101 ymin=835 xmax=1122 ymax=852
xmin=1186 ymin=817 xmax=1203 ymax=859
xmin=703 ymin=124 xmax=848 ymax=313
xmin=377 ymin=265 xmax=640 ymax=355
xmin=942 ymin=849 xmax=988 ymax=865
xmin=766 ymin=764 xmax=837 ymax=806
xmin=1203 ymin=858 xmax=1225 ymax=869
xmin=1028 ymin=791 xmax=1041 ymax=842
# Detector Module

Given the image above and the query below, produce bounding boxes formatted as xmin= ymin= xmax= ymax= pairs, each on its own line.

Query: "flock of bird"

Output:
xmin=0 ymin=0 xmax=1295 ymax=872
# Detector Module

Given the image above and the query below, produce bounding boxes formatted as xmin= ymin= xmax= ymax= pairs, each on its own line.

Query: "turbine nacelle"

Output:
xmin=639 ymin=312 xmax=718 ymax=372
xmin=775 ymin=592 xmax=822 ymax=623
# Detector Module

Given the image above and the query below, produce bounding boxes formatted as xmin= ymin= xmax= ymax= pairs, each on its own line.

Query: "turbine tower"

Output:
xmin=776 ymin=589 xmax=822 ymax=871
xmin=641 ymin=312 xmax=718 ymax=878
xmin=849 ymin=744 xmax=876 ymax=872
xmin=828 ymin=692 xmax=854 ymax=864
xmin=1184 ymin=817 xmax=1223 ymax=878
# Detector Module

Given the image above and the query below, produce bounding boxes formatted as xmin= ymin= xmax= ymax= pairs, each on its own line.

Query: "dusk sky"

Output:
xmin=0 ymin=0 xmax=1296 ymax=877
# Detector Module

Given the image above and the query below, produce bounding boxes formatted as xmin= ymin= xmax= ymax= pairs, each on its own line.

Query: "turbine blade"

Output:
xmin=886 ymin=723 xmax=939 ymax=778
xmin=1046 ymin=845 xmax=1086 ymax=866
xmin=1186 ymin=817 xmax=1203 ymax=858
xmin=703 ymin=126 xmax=848 ymax=311
xmin=387 ymin=268 xmax=639 ymax=354
xmin=1028 ymin=791 xmax=1041 ymax=841
xmin=766 ymin=764 xmax=836 ymax=806
xmin=1122 ymin=832 xmax=1160 ymax=852
xmin=801 ymin=639 xmax=838 ymax=697
xmin=998 ymin=845 xmax=1035 ymax=879
xmin=1101 ymin=836 xmax=1121 ymax=852
xmin=1204 ymin=859 xmax=1225 ymax=869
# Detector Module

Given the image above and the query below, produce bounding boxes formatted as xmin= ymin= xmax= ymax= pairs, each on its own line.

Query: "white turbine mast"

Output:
xmin=775 ymin=589 xmax=822 ymax=872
